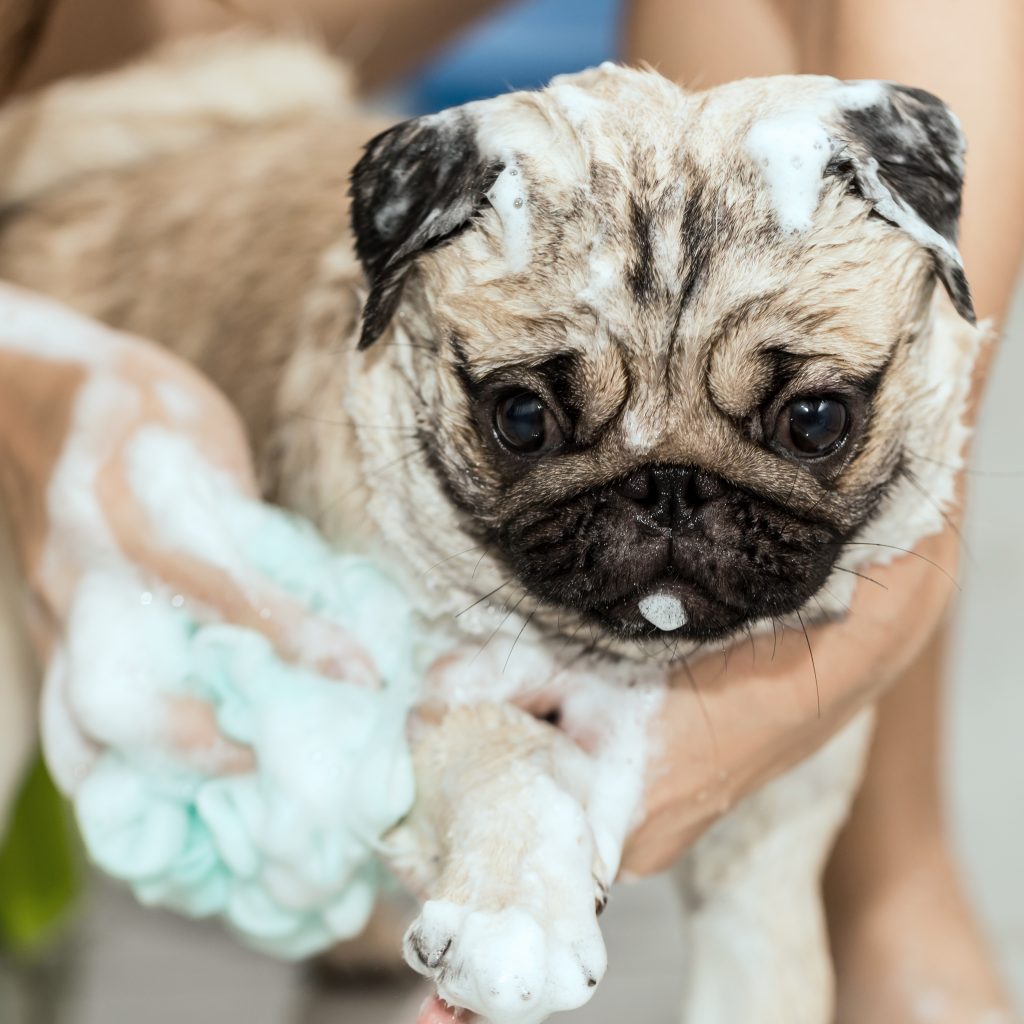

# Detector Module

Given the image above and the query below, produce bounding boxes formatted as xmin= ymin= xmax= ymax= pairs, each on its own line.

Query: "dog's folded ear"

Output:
xmin=831 ymin=82 xmax=975 ymax=323
xmin=349 ymin=112 xmax=503 ymax=349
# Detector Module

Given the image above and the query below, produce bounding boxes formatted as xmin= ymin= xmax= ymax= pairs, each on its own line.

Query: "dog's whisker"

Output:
xmin=833 ymin=565 xmax=888 ymax=590
xmin=719 ymin=643 xmax=731 ymax=677
xmin=812 ymin=590 xmax=849 ymax=620
xmin=295 ymin=411 xmax=420 ymax=435
xmin=419 ymin=544 xmax=482 ymax=579
xmin=839 ymin=541 xmax=961 ymax=590
xmin=474 ymin=592 xmax=526 ymax=664
xmin=555 ymin=618 xmax=589 ymax=662
xmin=901 ymin=465 xmax=970 ymax=556
xmin=906 ymin=447 xmax=1024 ymax=479
xmin=454 ymin=580 xmax=512 ymax=620
xmin=315 ymin=447 xmax=421 ymax=521
xmin=781 ymin=460 xmax=802 ymax=511
xmin=471 ymin=550 xmax=490 ymax=580
xmin=794 ymin=610 xmax=821 ymax=720
xmin=503 ymin=610 xmax=535 ymax=674
xmin=359 ymin=447 xmax=422 ymax=480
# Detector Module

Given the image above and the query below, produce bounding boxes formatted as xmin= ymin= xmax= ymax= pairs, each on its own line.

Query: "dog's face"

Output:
xmin=348 ymin=68 xmax=973 ymax=646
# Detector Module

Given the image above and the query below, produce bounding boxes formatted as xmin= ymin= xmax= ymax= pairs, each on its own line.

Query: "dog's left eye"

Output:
xmin=493 ymin=391 xmax=562 ymax=454
xmin=773 ymin=397 xmax=849 ymax=457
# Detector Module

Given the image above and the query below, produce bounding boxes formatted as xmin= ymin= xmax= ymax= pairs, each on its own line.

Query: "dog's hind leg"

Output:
xmin=676 ymin=710 xmax=875 ymax=1024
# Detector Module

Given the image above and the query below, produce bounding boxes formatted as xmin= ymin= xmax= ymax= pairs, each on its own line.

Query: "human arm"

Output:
xmin=0 ymin=286 xmax=420 ymax=958
xmin=8 ymin=0 xmax=510 ymax=97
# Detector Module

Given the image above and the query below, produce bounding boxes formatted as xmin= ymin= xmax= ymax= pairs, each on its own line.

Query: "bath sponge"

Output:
xmin=70 ymin=505 xmax=424 ymax=958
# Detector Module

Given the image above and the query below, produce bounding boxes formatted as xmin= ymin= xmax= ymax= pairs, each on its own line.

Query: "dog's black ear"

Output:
xmin=349 ymin=112 xmax=503 ymax=349
xmin=832 ymin=83 xmax=975 ymax=323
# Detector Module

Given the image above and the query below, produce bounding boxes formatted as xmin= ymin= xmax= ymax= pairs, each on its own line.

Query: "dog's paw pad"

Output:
xmin=405 ymin=901 xmax=606 ymax=1024
xmin=405 ymin=900 xmax=462 ymax=973
xmin=411 ymin=933 xmax=451 ymax=970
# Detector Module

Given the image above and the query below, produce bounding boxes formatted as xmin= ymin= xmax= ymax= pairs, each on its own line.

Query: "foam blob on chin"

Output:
xmin=637 ymin=593 xmax=686 ymax=632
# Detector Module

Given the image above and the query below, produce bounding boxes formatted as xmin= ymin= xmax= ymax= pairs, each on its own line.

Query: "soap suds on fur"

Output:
xmin=486 ymin=160 xmax=531 ymax=272
xmin=41 ymin=374 xmax=139 ymax=598
xmin=744 ymin=113 xmax=835 ymax=233
xmin=549 ymin=82 xmax=607 ymax=129
xmin=744 ymin=79 xmax=929 ymax=239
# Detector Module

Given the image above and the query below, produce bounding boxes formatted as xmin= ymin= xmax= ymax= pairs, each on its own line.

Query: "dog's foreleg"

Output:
xmin=385 ymin=702 xmax=608 ymax=1024
xmin=676 ymin=710 xmax=875 ymax=1024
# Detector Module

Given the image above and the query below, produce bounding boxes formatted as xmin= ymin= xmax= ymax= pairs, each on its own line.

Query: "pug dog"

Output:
xmin=0 ymin=34 xmax=981 ymax=1024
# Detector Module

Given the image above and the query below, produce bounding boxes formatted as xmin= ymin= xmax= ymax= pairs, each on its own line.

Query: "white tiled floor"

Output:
xmin=2 ymin=280 xmax=1022 ymax=1023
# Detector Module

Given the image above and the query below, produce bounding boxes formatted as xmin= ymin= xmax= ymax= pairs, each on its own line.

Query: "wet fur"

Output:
xmin=0 ymin=37 xmax=983 ymax=1024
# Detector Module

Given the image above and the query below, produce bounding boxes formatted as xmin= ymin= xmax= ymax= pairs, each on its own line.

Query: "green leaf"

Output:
xmin=0 ymin=754 xmax=82 ymax=953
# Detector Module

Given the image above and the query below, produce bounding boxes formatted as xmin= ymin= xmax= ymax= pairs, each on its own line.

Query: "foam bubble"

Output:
xmin=485 ymin=160 xmax=531 ymax=272
xmin=744 ymin=113 xmax=835 ymax=234
xmin=637 ymin=593 xmax=686 ymax=631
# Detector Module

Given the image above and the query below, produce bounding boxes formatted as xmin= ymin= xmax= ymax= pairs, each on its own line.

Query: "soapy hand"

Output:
xmin=0 ymin=285 xmax=417 ymax=955
xmin=0 ymin=284 xmax=377 ymax=774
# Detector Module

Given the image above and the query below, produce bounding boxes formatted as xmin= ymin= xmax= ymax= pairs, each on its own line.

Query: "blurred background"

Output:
xmin=1 ymin=0 xmax=1022 ymax=1020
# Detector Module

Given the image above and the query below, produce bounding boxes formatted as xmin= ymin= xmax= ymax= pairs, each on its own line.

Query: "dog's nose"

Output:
xmin=613 ymin=464 xmax=723 ymax=529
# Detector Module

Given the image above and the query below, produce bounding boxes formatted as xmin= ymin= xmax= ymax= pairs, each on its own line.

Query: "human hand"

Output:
xmin=619 ymin=526 xmax=961 ymax=877
xmin=0 ymin=284 xmax=382 ymax=777
xmin=0 ymin=284 xmax=411 ymax=955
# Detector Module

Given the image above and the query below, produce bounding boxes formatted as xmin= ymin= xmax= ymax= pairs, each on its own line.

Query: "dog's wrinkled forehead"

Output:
xmin=349 ymin=65 xmax=973 ymax=349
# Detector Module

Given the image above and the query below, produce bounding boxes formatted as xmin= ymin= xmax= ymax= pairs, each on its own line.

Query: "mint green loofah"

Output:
xmin=71 ymin=504 xmax=426 ymax=959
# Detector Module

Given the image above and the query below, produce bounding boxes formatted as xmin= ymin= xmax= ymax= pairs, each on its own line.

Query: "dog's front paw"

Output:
xmin=405 ymin=898 xmax=606 ymax=1024
xmin=395 ymin=706 xmax=614 ymax=1023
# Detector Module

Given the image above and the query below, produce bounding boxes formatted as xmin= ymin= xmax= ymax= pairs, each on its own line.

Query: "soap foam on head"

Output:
xmin=637 ymin=592 xmax=686 ymax=632
xmin=743 ymin=114 xmax=835 ymax=234
xmin=485 ymin=159 xmax=531 ymax=272
xmin=742 ymin=78 xmax=944 ymax=243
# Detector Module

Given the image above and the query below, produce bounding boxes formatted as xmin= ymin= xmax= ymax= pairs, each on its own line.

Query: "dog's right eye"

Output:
xmin=772 ymin=396 xmax=849 ymax=458
xmin=493 ymin=391 xmax=562 ymax=454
